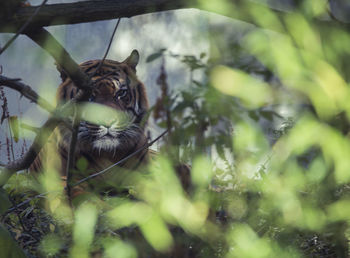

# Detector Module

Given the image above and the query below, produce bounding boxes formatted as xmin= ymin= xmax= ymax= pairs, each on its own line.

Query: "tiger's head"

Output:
xmin=56 ymin=50 xmax=149 ymax=157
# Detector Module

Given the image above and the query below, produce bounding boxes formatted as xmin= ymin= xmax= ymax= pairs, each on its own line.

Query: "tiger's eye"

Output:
xmin=116 ymin=89 xmax=128 ymax=100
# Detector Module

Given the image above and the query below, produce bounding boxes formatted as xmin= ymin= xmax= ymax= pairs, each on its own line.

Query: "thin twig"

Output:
xmin=93 ymin=71 xmax=115 ymax=84
xmin=0 ymin=117 xmax=60 ymax=187
xmin=70 ymin=129 xmax=169 ymax=187
xmin=0 ymin=96 xmax=82 ymax=170
xmin=7 ymin=193 xmax=40 ymax=242
xmin=3 ymin=191 xmax=51 ymax=215
xmin=90 ymin=18 xmax=121 ymax=78
xmin=326 ymin=3 xmax=344 ymax=25
xmin=64 ymin=19 xmax=122 ymax=200
xmin=65 ymin=107 xmax=80 ymax=202
xmin=0 ymin=75 xmax=54 ymax=112
xmin=0 ymin=0 xmax=49 ymax=55
xmin=0 ymin=94 xmax=89 ymax=186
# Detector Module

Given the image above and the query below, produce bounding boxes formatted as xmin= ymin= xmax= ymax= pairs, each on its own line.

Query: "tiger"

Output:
xmin=29 ymin=50 xmax=152 ymax=197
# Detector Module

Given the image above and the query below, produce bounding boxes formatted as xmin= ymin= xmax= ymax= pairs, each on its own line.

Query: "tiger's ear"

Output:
xmin=123 ymin=50 xmax=139 ymax=70
xmin=55 ymin=62 xmax=68 ymax=82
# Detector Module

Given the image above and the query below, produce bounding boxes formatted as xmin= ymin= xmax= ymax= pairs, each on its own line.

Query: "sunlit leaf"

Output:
xmin=107 ymin=201 xmax=152 ymax=229
xmin=8 ymin=116 xmax=19 ymax=142
xmin=39 ymin=233 xmax=63 ymax=256
xmin=302 ymin=0 xmax=328 ymax=17
xmin=191 ymin=156 xmax=213 ymax=187
xmin=104 ymin=239 xmax=137 ymax=258
xmin=327 ymin=199 xmax=350 ymax=221
xmin=70 ymin=203 xmax=98 ymax=258
xmin=227 ymin=224 xmax=272 ymax=258
xmin=211 ymin=65 xmax=273 ymax=108
xmin=140 ymin=212 xmax=173 ymax=252
xmin=79 ymin=103 xmax=133 ymax=129
xmin=302 ymin=207 xmax=326 ymax=231
xmin=284 ymin=13 xmax=322 ymax=55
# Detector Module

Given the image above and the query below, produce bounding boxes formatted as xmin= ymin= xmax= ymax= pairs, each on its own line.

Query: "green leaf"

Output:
xmin=8 ymin=116 xmax=19 ymax=142
xmin=76 ymin=157 xmax=88 ymax=172
xmin=146 ymin=52 xmax=163 ymax=63
xmin=0 ymin=188 xmax=11 ymax=215
xmin=192 ymin=156 xmax=213 ymax=187
xmin=140 ymin=213 xmax=173 ymax=252
xmin=39 ymin=233 xmax=63 ymax=256
xmin=0 ymin=225 xmax=27 ymax=258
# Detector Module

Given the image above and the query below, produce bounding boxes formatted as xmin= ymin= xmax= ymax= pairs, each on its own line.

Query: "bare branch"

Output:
xmin=0 ymin=0 xmax=186 ymax=32
xmin=0 ymin=117 xmax=60 ymax=186
xmin=0 ymin=0 xmax=48 ymax=55
xmin=90 ymin=18 xmax=122 ymax=78
xmin=24 ymin=28 xmax=93 ymax=98
xmin=0 ymin=75 xmax=54 ymax=112
xmin=0 ymin=0 xmax=349 ymax=34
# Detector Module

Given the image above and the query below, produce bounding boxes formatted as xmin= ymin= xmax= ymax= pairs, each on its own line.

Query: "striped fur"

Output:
xmin=30 ymin=50 xmax=150 ymax=193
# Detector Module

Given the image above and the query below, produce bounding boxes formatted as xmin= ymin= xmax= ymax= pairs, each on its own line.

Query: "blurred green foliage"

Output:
xmin=2 ymin=0 xmax=350 ymax=257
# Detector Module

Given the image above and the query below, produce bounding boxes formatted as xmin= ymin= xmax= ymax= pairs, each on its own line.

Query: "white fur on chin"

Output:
xmin=92 ymin=137 xmax=120 ymax=153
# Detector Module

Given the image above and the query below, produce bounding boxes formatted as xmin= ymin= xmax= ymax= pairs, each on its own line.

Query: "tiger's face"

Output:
xmin=56 ymin=50 xmax=148 ymax=156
